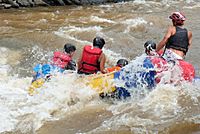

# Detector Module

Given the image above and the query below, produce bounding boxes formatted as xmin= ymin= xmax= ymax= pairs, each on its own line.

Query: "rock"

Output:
xmin=82 ymin=0 xmax=106 ymax=4
xmin=3 ymin=3 xmax=12 ymax=8
xmin=42 ymin=0 xmax=65 ymax=6
xmin=57 ymin=0 xmax=65 ymax=5
xmin=34 ymin=0 xmax=49 ymax=6
xmin=63 ymin=0 xmax=106 ymax=5
xmin=42 ymin=0 xmax=55 ymax=6
xmin=0 ymin=0 xmax=131 ymax=8
xmin=63 ymin=0 xmax=73 ymax=5
xmin=27 ymin=0 xmax=35 ymax=6
xmin=17 ymin=0 xmax=33 ymax=7
xmin=6 ymin=0 xmax=19 ymax=8
xmin=0 ymin=4 xmax=5 ymax=9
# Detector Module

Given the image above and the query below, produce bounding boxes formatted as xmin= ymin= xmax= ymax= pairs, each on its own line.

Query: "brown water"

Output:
xmin=0 ymin=1 xmax=200 ymax=134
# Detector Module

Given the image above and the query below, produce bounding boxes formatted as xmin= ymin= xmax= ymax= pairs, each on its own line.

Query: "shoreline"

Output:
xmin=0 ymin=0 xmax=128 ymax=9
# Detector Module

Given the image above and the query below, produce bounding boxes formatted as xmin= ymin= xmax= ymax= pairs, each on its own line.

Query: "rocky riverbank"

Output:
xmin=0 ymin=0 xmax=128 ymax=9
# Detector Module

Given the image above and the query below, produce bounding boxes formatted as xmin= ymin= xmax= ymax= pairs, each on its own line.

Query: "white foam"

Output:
xmin=0 ymin=72 xmax=102 ymax=133
xmin=1 ymin=52 xmax=199 ymax=133
xmin=39 ymin=19 xmax=48 ymax=23
xmin=121 ymin=17 xmax=147 ymax=33
xmin=56 ymin=25 xmax=103 ymax=33
xmin=0 ymin=47 xmax=11 ymax=80
xmin=183 ymin=3 xmax=200 ymax=9
xmin=133 ymin=0 xmax=146 ymax=4
xmin=88 ymin=54 xmax=200 ymax=133
xmin=90 ymin=16 xmax=116 ymax=24
xmin=93 ymin=81 xmax=200 ymax=133
xmin=54 ymin=26 xmax=103 ymax=44
xmin=103 ymin=48 xmax=128 ymax=66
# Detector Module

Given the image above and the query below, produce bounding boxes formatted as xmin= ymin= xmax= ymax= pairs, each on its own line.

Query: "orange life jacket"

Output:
xmin=78 ymin=45 xmax=102 ymax=74
xmin=52 ymin=51 xmax=71 ymax=69
xmin=106 ymin=66 xmax=121 ymax=73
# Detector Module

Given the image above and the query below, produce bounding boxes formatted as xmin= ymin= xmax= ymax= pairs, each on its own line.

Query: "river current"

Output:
xmin=0 ymin=0 xmax=200 ymax=134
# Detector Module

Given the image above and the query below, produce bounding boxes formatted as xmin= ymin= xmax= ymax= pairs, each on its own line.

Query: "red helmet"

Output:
xmin=169 ymin=12 xmax=186 ymax=24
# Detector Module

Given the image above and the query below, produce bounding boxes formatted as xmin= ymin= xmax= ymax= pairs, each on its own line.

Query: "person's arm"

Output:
xmin=188 ymin=31 xmax=192 ymax=48
xmin=99 ymin=53 xmax=107 ymax=74
xmin=65 ymin=60 xmax=76 ymax=71
xmin=156 ymin=26 xmax=173 ymax=52
xmin=77 ymin=57 xmax=82 ymax=70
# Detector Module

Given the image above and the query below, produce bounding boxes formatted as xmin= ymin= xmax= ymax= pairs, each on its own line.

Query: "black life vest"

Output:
xmin=166 ymin=26 xmax=189 ymax=54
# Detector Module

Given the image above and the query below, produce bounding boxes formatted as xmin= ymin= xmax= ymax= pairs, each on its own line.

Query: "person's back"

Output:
xmin=156 ymin=12 xmax=192 ymax=61
xmin=52 ymin=43 xmax=76 ymax=71
xmin=78 ymin=37 xmax=106 ymax=75
xmin=166 ymin=27 xmax=189 ymax=53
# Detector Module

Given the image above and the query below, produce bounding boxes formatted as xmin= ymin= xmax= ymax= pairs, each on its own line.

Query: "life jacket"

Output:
xmin=52 ymin=51 xmax=71 ymax=69
xmin=166 ymin=26 xmax=189 ymax=54
xmin=106 ymin=66 xmax=121 ymax=73
xmin=78 ymin=45 xmax=102 ymax=74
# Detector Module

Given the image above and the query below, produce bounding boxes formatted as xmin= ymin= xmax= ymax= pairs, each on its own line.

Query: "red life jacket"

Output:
xmin=79 ymin=45 xmax=102 ymax=74
xmin=52 ymin=51 xmax=71 ymax=69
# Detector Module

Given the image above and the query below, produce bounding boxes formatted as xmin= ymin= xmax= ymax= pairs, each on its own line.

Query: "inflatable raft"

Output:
xmin=88 ymin=56 xmax=195 ymax=98
xmin=28 ymin=56 xmax=196 ymax=97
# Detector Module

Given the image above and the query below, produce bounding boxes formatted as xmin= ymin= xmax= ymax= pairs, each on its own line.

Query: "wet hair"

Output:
xmin=116 ymin=59 xmax=128 ymax=67
xmin=93 ymin=37 xmax=105 ymax=49
xmin=64 ymin=43 xmax=76 ymax=54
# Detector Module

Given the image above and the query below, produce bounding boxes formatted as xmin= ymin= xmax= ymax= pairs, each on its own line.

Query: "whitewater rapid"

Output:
xmin=1 ymin=0 xmax=200 ymax=133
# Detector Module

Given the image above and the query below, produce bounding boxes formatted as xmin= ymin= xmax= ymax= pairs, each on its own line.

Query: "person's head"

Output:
xmin=93 ymin=36 xmax=105 ymax=49
xmin=144 ymin=40 xmax=156 ymax=55
xmin=169 ymin=12 xmax=186 ymax=26
xmin=64 ymin=43 xmax=76 ymax=56
xmin=116 ymin=59 xmax=128 ymax=67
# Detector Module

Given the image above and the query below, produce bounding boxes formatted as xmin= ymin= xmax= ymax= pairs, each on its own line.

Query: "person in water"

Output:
xmin=32 ymin=43 xmax=76 ymax=82
xmin=156 ymin=12 xmax=192 ymax=61
xmin=77 ymin=36 xmax=107 ymax=75
xmin=106 ymin=59 xmax=129 ymax=73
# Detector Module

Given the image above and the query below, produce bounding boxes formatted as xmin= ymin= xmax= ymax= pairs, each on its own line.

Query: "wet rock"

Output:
xmin=63 ymin=0 xmax=73 ymax=5
xmin=0 ymin=4 xmax=5 ymax=9
xmin=81 ymin=0 xmax=106 ymax=4
xmin=57 ymin=0 xmax=65 ymax=5
xmin=0 ymin=0 xmax=129 ymax=8
xmin=62 ymin=0 xmax=106 ymax=5
xmin=3 ymin=3 xmax=12 ymax=8
xmin=17 ymin=0 xmax=34 ymax=7
xmin=7 ymin=0 xmax=20 ymax=8
xmin=34 ymin=0 xmax=49 ymax=6
xmin=42 ymin=0 xmax=66 ymax=6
